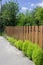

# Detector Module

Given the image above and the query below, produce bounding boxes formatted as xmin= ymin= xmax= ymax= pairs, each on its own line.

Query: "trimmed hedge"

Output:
xmin=6 ymin=36 xmax=43 ymax=65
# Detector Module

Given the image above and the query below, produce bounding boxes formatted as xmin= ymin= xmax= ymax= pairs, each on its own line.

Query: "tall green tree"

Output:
xmin=17 ymin=13 xmax=25 ymax=26
xmin=1 ymin=1 xmax=19 ymax=26
xmin=32 ymin=7 xmax=43 ymax=25
xmin=24 ymin=10 xmax=34 ymax=26
xmin=17 ymin=10 xmax=34 ymax=26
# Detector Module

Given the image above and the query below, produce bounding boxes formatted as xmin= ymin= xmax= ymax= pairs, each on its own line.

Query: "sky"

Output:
xmin=1 ymin=0 xmax=43 ymax=12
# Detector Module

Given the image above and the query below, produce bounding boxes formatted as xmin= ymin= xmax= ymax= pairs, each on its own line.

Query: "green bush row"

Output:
xmin=7 ymin=36 xmax=43 ymax=65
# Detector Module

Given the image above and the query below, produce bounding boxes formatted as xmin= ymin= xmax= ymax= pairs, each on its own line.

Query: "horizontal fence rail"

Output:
xmin=5 ymin=26 xmax=43 ymax=48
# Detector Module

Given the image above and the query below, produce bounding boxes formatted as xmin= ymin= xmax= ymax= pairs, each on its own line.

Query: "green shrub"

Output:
xmin=7 ymin=36 xmax=17 ymax=45
xmin=7 ymin=36 xmax=43 ymax=65
xmin=15 ymin=40 xmax=23 ymax=50
xmin=27 ymin=42 xmax=34 ymax=60
xmin=34 ymin=43 xmax=40 ymax=49
xmin=32 ymin=47 xmax=43 ymax=65
xmin=11 ymin=39 xmax=17 ymax=45
xmin=22 ymin=40 xmax=29 ymax=56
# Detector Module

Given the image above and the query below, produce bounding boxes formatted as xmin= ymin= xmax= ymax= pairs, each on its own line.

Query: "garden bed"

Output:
xmin=6 ymin=36 xmax=43 ymax=65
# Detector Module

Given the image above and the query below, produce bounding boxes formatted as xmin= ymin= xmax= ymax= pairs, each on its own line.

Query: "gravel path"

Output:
xmin=0 ymin=36 xmax=35 ymax=65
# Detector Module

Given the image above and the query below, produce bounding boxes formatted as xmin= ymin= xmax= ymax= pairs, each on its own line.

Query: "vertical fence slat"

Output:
xmin=29 ymin=26 xmax=31 ymax=40
xmin=25 ymin=26 xmax=28 ymax=40
xmin=24 ymin=26 xmax=26 ymax=40
xmin=32 ymin=26 xmax=35 ymax=43
xmin=35 ymin=26 xmax=38 ymax=44
xmin=26 ymin=26 xmax=28 ymax=40
xmin=39 ymin=26 xmax=42 ymax=48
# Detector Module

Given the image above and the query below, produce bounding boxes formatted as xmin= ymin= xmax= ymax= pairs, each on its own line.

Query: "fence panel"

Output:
xmin=5 ymin=26 xmax=43 ymax=48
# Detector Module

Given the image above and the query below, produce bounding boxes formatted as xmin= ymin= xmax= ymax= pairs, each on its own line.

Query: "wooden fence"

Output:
xmin=5 ymin=26 xmax=43 ymax=48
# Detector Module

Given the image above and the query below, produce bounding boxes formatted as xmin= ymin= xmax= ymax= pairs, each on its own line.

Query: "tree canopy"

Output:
xmin=1 ymin=1 xmax=43 ymax=26
xmin=1 ymin=1 xmax=19 ymax=26
xmin=33 ymin=7 xmax=43 ymax=25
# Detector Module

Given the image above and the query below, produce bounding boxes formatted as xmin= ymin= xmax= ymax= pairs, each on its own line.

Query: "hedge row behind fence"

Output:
xmin=5 ymin=26 xmax=43 ymax=48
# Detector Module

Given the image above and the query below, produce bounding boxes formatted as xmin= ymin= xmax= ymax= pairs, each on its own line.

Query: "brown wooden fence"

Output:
xmin=5 ymin=26 xmax=43 ymax=48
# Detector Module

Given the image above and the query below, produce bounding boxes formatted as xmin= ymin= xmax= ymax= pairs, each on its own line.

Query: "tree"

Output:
xmin=17 ymin=13 xmax=25 ymax=26
xmin=24 ymin=10 xmax=34 ymax=26
xmin=1 ymin=1 xmax=19 ymax=26
xmin=0 ymin=0 xmax=4 ymax=33
xmin=17 ymin=10 xmax=34 ymax=26
xmin=32 ymin=7 xmax=43 ymax=25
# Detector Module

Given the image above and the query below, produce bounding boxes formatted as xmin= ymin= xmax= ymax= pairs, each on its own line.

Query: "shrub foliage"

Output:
xmin=7 ymin=36 xmax=43 ymax=65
